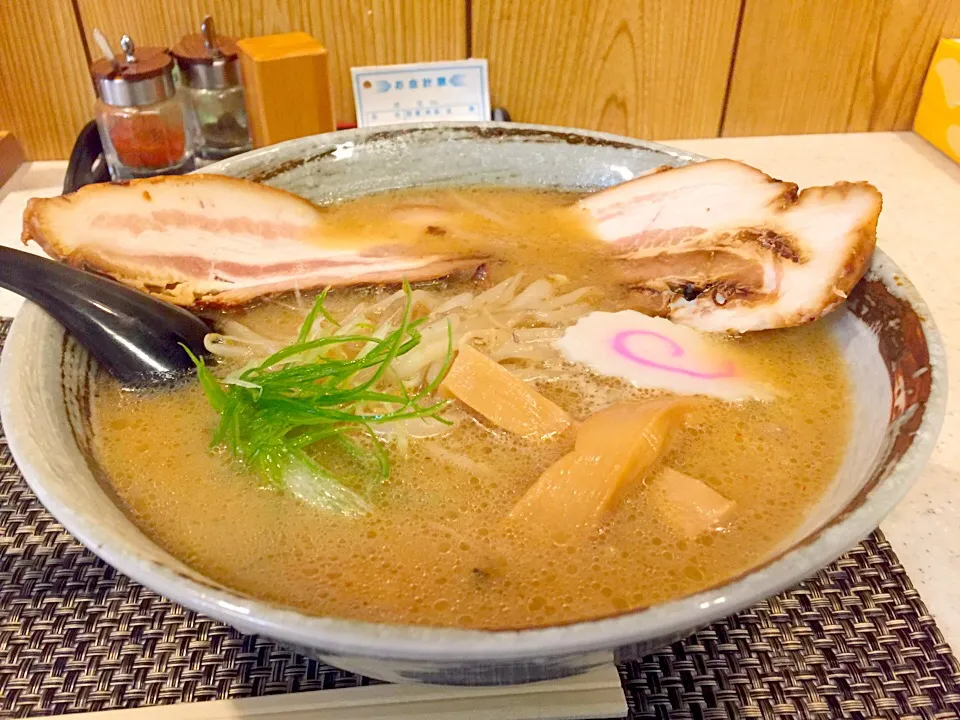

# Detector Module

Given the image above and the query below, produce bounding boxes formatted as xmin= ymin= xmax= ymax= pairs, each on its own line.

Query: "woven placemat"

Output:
xmin=1 ymin=319 xmax=959 ymax=719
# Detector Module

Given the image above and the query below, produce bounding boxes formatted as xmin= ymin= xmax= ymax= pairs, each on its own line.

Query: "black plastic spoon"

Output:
xmin=0 ymin=246 xmax=210 ymax=387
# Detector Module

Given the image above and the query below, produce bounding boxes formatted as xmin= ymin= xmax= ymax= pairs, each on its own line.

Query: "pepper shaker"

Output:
xmin=173 ymin=17 xmax=252 ymax=163
xmin=90 ymin=32 xmax=196 ymax=179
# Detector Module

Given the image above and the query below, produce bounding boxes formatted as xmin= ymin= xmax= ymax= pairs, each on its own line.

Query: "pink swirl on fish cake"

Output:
xmin=611 ymin=329 xmax=736 ymax=379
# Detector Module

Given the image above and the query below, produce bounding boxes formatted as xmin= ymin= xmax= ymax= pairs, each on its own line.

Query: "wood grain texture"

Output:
xmin=76 ymin=0 xmax=466 ymax=125
xmin=723 ymin=0 xmax=960 ymax=136
xmin=0 ymin=1 xmax=94 ymax=160
xmin=237 ymin=33 xmax=336 ymax=146
xmin=471 ymin=0 xmax=742 ymax=139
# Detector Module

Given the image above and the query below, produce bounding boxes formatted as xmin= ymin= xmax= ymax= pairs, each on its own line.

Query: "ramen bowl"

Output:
xmin=0 ymin=124 xmax=947 ymax=685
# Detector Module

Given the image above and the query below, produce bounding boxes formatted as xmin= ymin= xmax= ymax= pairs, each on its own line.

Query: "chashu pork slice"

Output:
xmin=21 ymin=175 xmax=486 ymax=308
xmin=577 ymin=159 xmax=882 ymax=333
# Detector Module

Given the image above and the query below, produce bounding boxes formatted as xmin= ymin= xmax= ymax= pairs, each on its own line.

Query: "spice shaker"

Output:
xmin=90 ymin=33 xmax=195 ymax=180
xmin=173 ymin=17 xmax=252 ymax=163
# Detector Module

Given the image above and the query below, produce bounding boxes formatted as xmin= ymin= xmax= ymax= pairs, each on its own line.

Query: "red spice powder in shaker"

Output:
xmin=91 ymin=41 xmax=192 ymax=176
xmin=107 ymin=114 xmax=186 ymax=169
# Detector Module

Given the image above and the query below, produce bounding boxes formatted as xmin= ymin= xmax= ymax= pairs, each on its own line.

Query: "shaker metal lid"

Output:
xmin=90 ymin=35 xmax=176 ymax=106
xmin=172 ymin=16 xmax=241 ymax=89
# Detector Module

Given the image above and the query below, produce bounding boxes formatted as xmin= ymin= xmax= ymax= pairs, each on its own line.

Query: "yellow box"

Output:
xmin=914 ymin=38 xmax=960 ymax=164
xmin=237 ymin=32 xmax=336 ymax=148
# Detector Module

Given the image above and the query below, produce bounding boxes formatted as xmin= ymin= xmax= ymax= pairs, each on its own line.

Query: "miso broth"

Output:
xmin=92 ymin=187 xmax=850 ymax=629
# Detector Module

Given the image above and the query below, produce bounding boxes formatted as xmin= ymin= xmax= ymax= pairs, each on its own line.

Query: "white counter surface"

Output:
xmin=1 ymin=131 xmax=958 ymax=649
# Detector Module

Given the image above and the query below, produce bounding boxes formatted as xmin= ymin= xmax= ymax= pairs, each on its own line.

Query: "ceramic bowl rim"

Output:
xmin=0 ymin=122 xmax=948 ymax=663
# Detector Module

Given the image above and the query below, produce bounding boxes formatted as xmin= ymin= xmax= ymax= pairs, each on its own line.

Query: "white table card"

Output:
xmin=351 ymin=59 xmax=490 ymax=127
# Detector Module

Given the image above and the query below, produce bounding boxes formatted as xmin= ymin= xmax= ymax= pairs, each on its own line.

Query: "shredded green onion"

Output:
xmin=184 ymin=281 xmax=452 ymax=515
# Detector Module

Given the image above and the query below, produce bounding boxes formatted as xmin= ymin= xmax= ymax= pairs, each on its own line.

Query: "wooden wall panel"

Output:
xmin=76 ymin=0 xmax=466 ymax=127
xmin=0 ymin=0 xmax=94 ymax=160
xmin=723 ymin=0 xmax=960 ymax=137
xmin=471 ymin=0 xmax=742 ymax=139
xmin=3 ymin=0 xmax=956 ymax=159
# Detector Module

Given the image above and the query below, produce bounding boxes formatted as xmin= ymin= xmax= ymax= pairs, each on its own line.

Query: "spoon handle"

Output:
xmin=0 ymin=246 xmax=210 ymax=386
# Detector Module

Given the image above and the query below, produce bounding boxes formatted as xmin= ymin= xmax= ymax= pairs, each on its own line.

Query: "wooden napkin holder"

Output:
xmin=0 ymin=132 xmax=25 ymax=189
xmin=236 ymin=32 xmax=336 ymax=147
